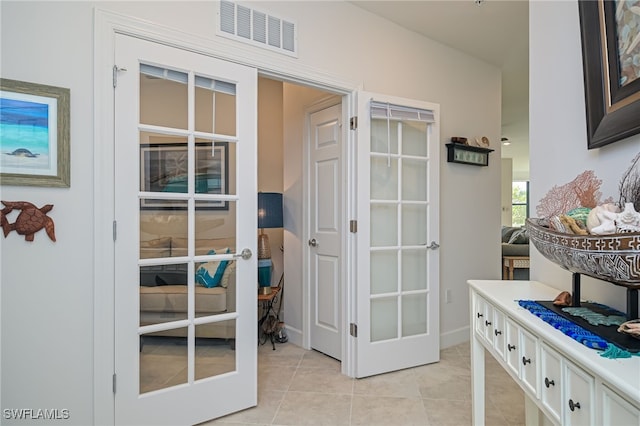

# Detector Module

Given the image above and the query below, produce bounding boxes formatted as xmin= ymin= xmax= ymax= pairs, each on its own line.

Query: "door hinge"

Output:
xmin=112 ymin=65 xmax=127 ymax=88
xmin=350 ymin=323 xmax=358 ymax=337
xmin=350 ymin=220 xmax=357 ymax=233
xmin=112 ymin=65 xmax=118 ymax=88
xmin=350 ymin=116 xmax=357 ymax=130
xmin=113 ymin=220 xmax=117 ymax=242
xmin=112 ymin=373 xmax=116 ymax=394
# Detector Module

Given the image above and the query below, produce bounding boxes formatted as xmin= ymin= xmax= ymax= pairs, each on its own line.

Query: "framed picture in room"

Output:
xmin=578 ymin=0 xmax=640 ymax=149
xmin=140 ymin=142 xmax=229 ymax=210
xmin=0 ymin=79 xmax=70 ymax=187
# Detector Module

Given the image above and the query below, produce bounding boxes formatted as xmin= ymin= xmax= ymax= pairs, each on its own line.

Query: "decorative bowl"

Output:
xmin=526 ymin=218 xmax=640 ymax=288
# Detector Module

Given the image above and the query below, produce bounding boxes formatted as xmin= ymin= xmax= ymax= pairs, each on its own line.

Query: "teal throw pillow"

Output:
xmin=195 ymin=248 xmax=231 ymax=288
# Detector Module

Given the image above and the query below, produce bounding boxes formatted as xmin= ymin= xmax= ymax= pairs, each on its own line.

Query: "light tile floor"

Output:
xmin=197 ymin=340 xmax=525 ymax=426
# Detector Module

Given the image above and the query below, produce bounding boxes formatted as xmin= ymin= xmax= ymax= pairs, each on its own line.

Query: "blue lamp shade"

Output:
xmin=258 ymin=192 xmax=283 ymax=229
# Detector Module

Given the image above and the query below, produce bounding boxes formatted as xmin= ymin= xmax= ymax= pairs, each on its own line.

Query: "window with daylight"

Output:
xmin=512 ymin=181 xmax=529 ymax=227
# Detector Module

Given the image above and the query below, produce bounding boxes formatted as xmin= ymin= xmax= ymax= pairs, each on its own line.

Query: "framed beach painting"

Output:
xmin=0 ymin=79 xmax=70 ymax=187
xmin=578 ymin=0 xmax=640 ymax=149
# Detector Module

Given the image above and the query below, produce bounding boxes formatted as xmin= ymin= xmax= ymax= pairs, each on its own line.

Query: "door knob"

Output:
xmin=308 ymin=238 xmax=318 ymax=247
xmin=234 ymin=248 xmax=252 ymax=260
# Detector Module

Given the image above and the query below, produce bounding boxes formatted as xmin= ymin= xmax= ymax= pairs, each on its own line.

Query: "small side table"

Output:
xmin=502 ymin=256 xmax=530 ymax=280
xmin=258 ymin=287 xmax=281 ymax=350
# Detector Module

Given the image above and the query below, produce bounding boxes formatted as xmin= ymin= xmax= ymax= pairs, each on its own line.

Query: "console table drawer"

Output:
xmin=491 ymin=308 xmax=506 ymax=359
xmin=601 ymin=385 xmax=640 ymax=426
xmin=505 ymin=318 xmax=520 ymax=377
xmin=473 ymin=294 xmax=494 ymax=344
xmin=540 ymin=343 xmax=562 ymax=423
xmin=519 ymin=327 xmax=539 ymax=397
xmin=564 ymin=361 xmax=594 ymax=425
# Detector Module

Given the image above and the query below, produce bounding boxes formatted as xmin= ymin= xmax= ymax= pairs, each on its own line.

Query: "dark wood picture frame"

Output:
xmin=578 ymin=1 xmax=640 ymax=149
xmin=140 ymin=142 xmax=229 ymax=211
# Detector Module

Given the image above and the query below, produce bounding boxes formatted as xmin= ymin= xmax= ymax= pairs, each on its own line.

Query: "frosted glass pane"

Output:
xmin=402 ymin=250 xmax=427 ymax=291
xmin=402 ymin=294 xmax=427 ymax=337
xmin=371 ymin=119 xmax=398 ymax=154
xmin=371 ymin=204 xmax=397 ymax=247
xmin=371 ymin=251 xmax=398 ymax=294
xmin=402 ymin=158 xmax=427 ymax=201
xmin=402 ymin=204 xmax=427 ymax=246
xmin=401 ymin=121 xmax=428 ymax=157
xmin=371 ymin=157 xmax=398 ymax=200
xmin=371 ymin=297 xmax=397 ymax=342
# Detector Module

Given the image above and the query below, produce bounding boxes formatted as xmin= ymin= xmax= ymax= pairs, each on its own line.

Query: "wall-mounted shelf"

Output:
xmin=446 ymin=143 xmax=494 ymax=166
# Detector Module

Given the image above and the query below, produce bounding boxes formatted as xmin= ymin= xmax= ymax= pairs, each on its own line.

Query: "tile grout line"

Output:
xmin=269 ymin=350 xmax=305 ymax=425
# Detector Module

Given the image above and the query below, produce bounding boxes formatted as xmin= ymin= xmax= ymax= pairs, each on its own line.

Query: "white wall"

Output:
xmin=1 ymin=3 xmax=95 ymax=424
xmin=530 ymin=1 xmax=640 ymax=312
xmin=1 ymin=1 xmax=501 ymax=423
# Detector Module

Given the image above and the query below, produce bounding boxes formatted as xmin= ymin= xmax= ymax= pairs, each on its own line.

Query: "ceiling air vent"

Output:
xmin=218 ymin=1 xmax=297 ymax=57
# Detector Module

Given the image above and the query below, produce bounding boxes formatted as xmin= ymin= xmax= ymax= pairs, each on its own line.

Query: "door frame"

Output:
xmin=302 ymin=96 xmax=349 ymax=366
xmin=94 ymin=8 xmax=360 ymax=424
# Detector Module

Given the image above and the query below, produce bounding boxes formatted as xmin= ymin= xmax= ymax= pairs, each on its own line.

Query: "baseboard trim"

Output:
xmin=440 ymin=325 xmax=470 ymax=349
xmin=280 ymin=325 xmax=469 ymax=352
xmin=282 ymin=324 xmax=304 ymax=348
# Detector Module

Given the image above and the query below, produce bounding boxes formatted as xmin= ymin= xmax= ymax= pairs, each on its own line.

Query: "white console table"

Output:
xmin=468 ymin=280 xmax=640 ymax=426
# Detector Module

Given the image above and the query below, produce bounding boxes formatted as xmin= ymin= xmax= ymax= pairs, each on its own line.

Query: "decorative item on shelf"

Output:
xmin=475 ymin=136 xmax=490 ymax=147
xmin=526 ymin=217 xmax=640 ymax=288
xmin=618 ymin=319 xmax=640 ymax=340
xmin=0 ymin=200 xmax=56 ymax=242
xmin=553 ymin=291 xmax=572 ymax=307
xmin=450 ymin=136 xmax=468 ymax=145
xmin=257 ymin=192 xmax=283 ymax=295
xmin=445 ymin=142 xmax=494 ymax=166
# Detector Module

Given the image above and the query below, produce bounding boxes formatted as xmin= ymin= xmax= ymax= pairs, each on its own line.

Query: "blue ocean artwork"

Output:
xmin=0 ymin=97 xmax=50 ymax=157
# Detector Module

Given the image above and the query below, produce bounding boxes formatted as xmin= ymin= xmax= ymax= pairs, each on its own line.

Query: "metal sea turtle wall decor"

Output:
xmin=0 ymin=200 xmax=56 ymax=242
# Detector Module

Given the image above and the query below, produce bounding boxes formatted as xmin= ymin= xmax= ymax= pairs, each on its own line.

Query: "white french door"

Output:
xmin=354 ymin=91 xmax=440 ymax=378
xmin=113 ymin=34 xmax=257 ymax=425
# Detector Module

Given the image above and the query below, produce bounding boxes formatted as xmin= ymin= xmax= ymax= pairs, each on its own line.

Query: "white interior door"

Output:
xmin=114 ymin=34 xmax=257 ymax=425
xmin=355 ymin=92 xmax=440 ymax=378
xmin=308 ymin=103 xmax=343 ymax=360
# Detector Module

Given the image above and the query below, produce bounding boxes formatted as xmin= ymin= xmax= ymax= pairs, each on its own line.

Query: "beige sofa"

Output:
xmin=139 ymin=237 xmax=236 ymax=341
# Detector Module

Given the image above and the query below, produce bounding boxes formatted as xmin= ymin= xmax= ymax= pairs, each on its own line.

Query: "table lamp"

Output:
xmin=257 ymin=192 xmax=283 ymax=295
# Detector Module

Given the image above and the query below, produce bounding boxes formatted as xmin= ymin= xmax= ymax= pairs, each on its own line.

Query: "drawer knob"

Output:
xmin=522 ymin=356 xmax=531 ymax=365
xmin=568 ymin=399 xmax=581 ymax=411
xmin=508 ymin=344 xmax=516 ymax=352
xmin=485 ymin=320 xmax=492 ymax=326
xmin=477 ymin=313 xmax=483 ymax=318
xmin=494 ymin=329 xmax=502 ymax=336
xmin=544 ymin=377 xmax=555 ymax=388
